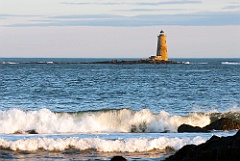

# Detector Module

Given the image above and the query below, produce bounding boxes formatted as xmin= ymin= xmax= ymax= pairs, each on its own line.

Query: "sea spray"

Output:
xmin=0 ymin=108 xmax=211 ymax=134
xmin=0 ymin=136 xmax=207 ymax=152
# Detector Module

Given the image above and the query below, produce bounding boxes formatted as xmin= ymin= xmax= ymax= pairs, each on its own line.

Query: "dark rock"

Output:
xmin=25 ymin=129 xmax=38 ymax=134
xmin=110 ymin=156 xmax=127 ymax=161
xmin=165 ymin=144 xmax=197 ymax=161
xmin=130 ymin=125 xmax=137 ymax=133
xmin=165 ymin=130 xmax=240 ymax=161
xmin=178 ymin=124 xmax=208 ymax=133
xmin=13 ymin=129 xmax=38 ymax=134
xmin=82 ymin=59 xmax=181 ymax=64
xmin=165 ymin=146 xmax=176 ymax=154
xmin=204 ymin=118 xmax=240 ymax=131
xmin=13 ymin=130 xmax=23 ymax=134
xmin=178 ymin=118 xmax=240 ymax=133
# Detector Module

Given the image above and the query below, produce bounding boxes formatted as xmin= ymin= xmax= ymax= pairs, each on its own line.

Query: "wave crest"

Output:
xmin=0 ymin=108 xmax=211 ymax=134
xmin=0 ymin=136 xmax=206 ymax=152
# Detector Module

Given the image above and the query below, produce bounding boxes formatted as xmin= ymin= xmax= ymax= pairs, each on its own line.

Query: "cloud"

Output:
xmin=0 ymin=13 xmax=39 ymax=18
xmin=0 ymin=14 xmax=18 ymax=18
xmin=6 ymin=11 xmax=240 ymax=27
xmin=135 ymin=0 xmax=201 ymax=5
xmin=223 ymin=5 xmax=240 ymax=10
xmin=61 ymin=0 xmax=201 ymax=6
xmin=118 ymin=8 xmax=186 ymax=12
xmin=2 ymin=0 xmax=239 ymax=28
xmin=61 ymin=2 xmax=123 ymax=5
xmin=50 ymin=14 xmax=123 ymax=19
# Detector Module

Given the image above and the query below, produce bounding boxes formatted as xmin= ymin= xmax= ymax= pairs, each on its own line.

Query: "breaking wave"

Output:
xmin=1 ymin=108 xmax=240 ymax=134
xmin=0 ymin=108 xmax=211 ymax=134
xmin=0 ymin=136 xmax=206 ymax=152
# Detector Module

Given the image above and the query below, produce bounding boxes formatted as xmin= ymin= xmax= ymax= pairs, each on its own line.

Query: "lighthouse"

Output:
xmin=149 ymin=30 xmax=168 ymax=61
xmin=156 ymin=30 xmax=168 ymax=61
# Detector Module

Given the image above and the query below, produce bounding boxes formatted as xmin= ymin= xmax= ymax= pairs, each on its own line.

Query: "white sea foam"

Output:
xmin=1 ymin=61 xmax=18 ymax=64
xmin=222 ymin=62 xmax=240 ymax=65
xmin=197 ymin=62 xmax=208 ymax=64
xmin=0 ymin=108 xmax=210 ymax=134
xmin=183 ymin=61 xmax=190 ymax=64
xmin=183 ymin=62 xmax=209 ymax=65
xmin=0 ymin=136 xmax=207 ymax=152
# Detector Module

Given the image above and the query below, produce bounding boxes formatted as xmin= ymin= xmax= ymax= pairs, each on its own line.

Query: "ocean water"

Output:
xmin=0 ymin=58 xmax=240 ymax=160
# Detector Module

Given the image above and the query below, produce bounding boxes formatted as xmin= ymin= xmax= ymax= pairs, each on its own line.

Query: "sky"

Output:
xmin=0 ymin=0 xmax=240 ymax=58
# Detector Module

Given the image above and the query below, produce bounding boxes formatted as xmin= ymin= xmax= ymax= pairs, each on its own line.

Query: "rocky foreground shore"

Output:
xmin=110 ymin=130 xmax=240 ymax=161
xmin=110 ymin=118 xmax=240 ymax=161
xmin=164 ymin=118 xmax=240 ymax=161
xmin=164 ymin=130 xmax=240 ymax=161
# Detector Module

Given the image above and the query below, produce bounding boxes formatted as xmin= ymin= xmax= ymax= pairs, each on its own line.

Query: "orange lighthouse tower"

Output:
xmin=156 ymin=30 xmax=168 ymax=61
xmin=149 ymin=30 xmax=168 ymax=61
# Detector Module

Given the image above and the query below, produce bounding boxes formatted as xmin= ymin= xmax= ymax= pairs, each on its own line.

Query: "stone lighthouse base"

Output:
xmin=148 ymin=56 xmax=168 ymax=61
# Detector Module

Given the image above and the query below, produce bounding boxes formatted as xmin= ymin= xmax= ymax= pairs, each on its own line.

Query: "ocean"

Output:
xmin=0 ymin=58 xmax=240 ymax=160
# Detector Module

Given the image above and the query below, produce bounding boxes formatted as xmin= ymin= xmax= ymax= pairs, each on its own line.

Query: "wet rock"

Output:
xmin=130 ymin=121 xmax=147 ymax=133
xmin=13 ymin=129 xmax=38 ymax=134
xmin=130 ymin=125 xmax=137 ymax=133
xmin=110 ymin=156 xmax=127 ymax=161
xmin=204 ymin=118 xmax=240 ymax=131
xmin=178 ymin=118 xmax=240 ymax=133
xmin=82 ymin=59 xmax=181 ymax=64
xmin=13 ymin=130 xmax=23 ymax=134
xmin=178 ymin=124 xmax=208 ymax=133
xmin=165 ymin=146 xmax=176 ymax=154
xmin=165 ymin=130 xmax=240 ymax=161
xmin=165 ymin=144 xmax=197 ymax=161
xmin=25 ymin=129 xmax=38 ymax=134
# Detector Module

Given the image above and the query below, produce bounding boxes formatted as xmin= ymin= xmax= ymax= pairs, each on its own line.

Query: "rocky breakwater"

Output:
xmin=165 ymin=130 xmax=240 ymax=161
xmin=83 ymin=59 xmax=181 ymax=64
